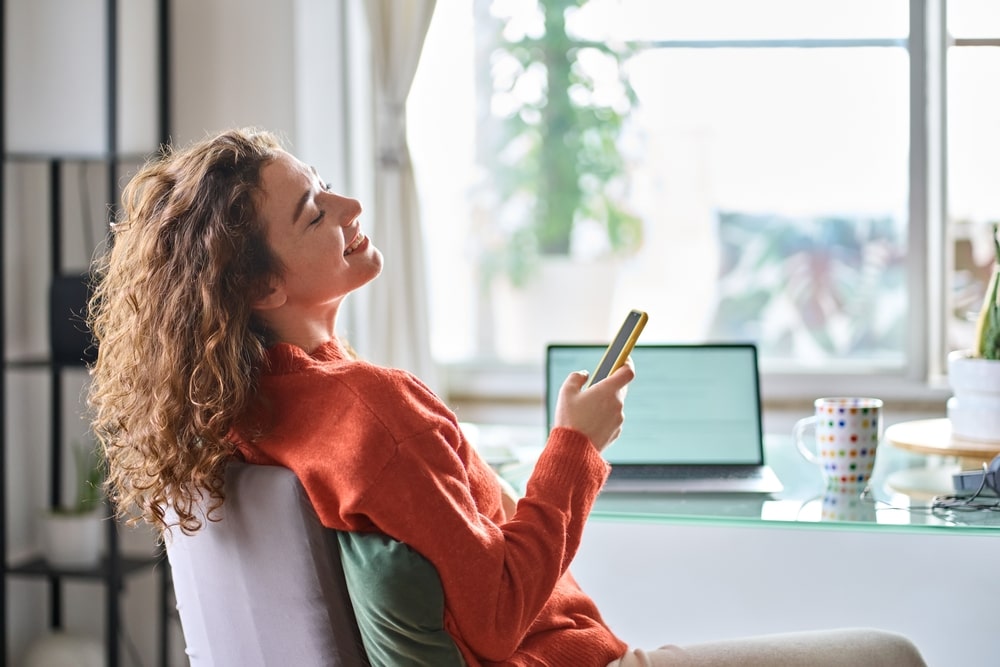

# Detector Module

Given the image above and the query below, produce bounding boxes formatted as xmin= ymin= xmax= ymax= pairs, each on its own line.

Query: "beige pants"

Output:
xmin=608 ymin=628 xmax=927 ymax=667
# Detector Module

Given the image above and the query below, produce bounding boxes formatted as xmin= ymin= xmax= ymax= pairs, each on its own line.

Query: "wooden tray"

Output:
xmin=885 ymin=418 xmax=1000 ymax=468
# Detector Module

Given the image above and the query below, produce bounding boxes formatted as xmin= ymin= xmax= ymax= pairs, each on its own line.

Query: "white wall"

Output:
xmin=169 ymin=0 xmax=361 ymax=181
xmin=6 ymin=0 xmax=110 ymax=155
xmin=4 ymin=1 xmax=364 ymax=664
xmin=574 ymin=519 xmax=995 ymax=667
xmin=171 ymin=0 xmax=296 ymax=145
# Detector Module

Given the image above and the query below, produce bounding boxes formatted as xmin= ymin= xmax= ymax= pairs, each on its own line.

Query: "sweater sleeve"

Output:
xmin=350 ymin=424 xmax=609 ymax=661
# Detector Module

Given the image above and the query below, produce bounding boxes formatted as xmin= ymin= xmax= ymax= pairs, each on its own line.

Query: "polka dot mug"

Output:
xmin=793 ymin=397 xmax=883 ymax=488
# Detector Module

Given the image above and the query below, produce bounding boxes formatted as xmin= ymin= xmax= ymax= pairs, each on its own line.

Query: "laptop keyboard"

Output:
xmin=612 ymin=465 xmax=763 ymax=480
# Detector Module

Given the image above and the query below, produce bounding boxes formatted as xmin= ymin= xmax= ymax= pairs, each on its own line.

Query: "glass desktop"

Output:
xmin=482 ymin=424 xmax=1000 ymax=534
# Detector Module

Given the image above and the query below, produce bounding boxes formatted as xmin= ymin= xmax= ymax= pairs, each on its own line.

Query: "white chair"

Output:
xmin=163 ymin=461 xmax=464 ymax=666
xmin=164 ymin=462 xmax=367 ymax=665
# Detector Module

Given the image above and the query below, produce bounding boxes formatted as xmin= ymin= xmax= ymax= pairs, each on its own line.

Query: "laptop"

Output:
xmin=545 ymin=343 xmax=783 ymax=494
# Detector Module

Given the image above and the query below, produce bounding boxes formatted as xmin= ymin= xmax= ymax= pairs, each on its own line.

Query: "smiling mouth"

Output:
xmin=344 ymin=232 xmax=366 ymax=256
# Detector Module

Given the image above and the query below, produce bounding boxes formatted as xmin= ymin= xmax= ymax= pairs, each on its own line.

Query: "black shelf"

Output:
xmin=2 ymin=358 xmax=51 ymax=370
xmin=6 ymin=553 xmax=164 ymax=580
xmin=3 ymin=151 xmax=155 ymax=163
xmin=1 ymin=1 xmax=173 ymax=665
xmin=3 ymin=358 xmax=89 ymax=370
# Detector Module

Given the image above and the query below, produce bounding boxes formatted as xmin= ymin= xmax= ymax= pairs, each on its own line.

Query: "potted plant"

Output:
xmin=40 ymin=442 xmax=106 ymax=568
xmin=948 ymin=222 xmax=1000 ymax=442
xmin=482 ymin=0 xmax=644 ymax=358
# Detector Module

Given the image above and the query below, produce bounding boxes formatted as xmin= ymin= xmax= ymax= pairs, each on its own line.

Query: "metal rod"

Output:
xmin=0 ymin=0 xmax=7 ymax=655
xmin=157 ymin=0 xmax=171 ymax=146
xmin=105 ymin=2 xmax=122 ymax=664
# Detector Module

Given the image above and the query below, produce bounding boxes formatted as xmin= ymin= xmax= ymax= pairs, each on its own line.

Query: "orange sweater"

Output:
xmin=232 ymin=341 xmax=627 ymax=666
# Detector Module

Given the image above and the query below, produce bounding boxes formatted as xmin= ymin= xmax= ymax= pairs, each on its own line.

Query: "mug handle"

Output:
xmin=793 ymin=415 xmax=820 ymax=465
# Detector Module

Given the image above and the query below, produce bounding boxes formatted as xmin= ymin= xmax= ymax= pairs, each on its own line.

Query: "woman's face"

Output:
xmin=255 ymin=151 xmax=382 ymax=315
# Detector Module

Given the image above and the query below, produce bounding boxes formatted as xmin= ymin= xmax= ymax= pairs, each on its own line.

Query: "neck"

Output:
xmin=259 ymin=301 xmax=342 ymax=354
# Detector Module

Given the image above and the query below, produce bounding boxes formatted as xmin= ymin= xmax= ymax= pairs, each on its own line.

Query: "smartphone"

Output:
xmin=585 ymin=309 xmax=648 ymax=388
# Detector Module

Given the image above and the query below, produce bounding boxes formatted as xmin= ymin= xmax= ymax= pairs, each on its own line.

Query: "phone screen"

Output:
xmin=587 ymin=309 xmax=648 ymax=387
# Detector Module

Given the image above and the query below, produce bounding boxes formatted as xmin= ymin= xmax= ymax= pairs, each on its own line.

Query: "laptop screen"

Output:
xmin=545 ymin=344 xmax=764 ymax=465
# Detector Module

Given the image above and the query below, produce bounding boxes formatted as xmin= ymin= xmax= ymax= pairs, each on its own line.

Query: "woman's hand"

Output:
xmin=553 ymin=360 xmax=635 ymax=453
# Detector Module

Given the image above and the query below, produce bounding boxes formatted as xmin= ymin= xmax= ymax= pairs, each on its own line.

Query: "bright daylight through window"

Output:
xmin=408 ymin=0 xmax=1000 ymax=397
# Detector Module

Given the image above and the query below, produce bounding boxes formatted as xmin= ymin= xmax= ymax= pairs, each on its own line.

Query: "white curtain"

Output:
xmin=363 ymin=0 xmax=439 ymax=392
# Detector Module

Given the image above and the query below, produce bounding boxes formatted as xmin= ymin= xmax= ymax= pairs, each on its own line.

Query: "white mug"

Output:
xmin=794 ymin=397 xmax=883 ymax=487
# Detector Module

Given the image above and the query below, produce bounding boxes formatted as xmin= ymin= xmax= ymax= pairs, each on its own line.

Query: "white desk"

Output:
xmin=572 ymin=514 xmax=995 ymax=667
xmin=482 ymin=426 xmax=999 ymax=667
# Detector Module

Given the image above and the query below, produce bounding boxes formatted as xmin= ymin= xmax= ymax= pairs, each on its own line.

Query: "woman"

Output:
xmin=88 ymin=128 xmax=925 ymax=666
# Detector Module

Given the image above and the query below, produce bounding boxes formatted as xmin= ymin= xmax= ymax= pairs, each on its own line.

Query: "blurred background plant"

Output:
xmin=482 ymin=0 xmax=643 ymax=288
xmin=710 ymin=212 xmax=906 ymax=360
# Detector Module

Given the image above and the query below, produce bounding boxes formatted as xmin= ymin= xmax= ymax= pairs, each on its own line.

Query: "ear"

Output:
xmin=252 ymin=280 xmax=287 ymax=312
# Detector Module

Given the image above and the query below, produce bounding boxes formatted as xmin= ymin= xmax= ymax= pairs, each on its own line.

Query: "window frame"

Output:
xmin=438 ymin=0 xmax=959 ymax=409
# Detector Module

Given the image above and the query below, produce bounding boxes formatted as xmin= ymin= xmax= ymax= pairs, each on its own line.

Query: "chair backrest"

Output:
xmin=163 ymin=462 xmax=369 ymax=666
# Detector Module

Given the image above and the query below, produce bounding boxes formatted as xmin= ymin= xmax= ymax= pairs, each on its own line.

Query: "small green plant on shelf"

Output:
xmin=40 ymin=441 xmax=107 ymax=568
xmin=974 ymin=223 xmax=1000 ymax=360
xmin=56 ymin=442 xmax=105 ymax=515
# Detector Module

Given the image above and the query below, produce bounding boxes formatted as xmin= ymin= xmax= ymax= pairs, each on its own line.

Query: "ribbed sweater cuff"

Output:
xmin=528 ymin=427 xmax=609 ymax=502
xmin=546 ymin=633 xmax=628 ymax=666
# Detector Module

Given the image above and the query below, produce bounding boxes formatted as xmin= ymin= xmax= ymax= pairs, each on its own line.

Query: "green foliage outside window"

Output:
xmin=710 ymin=212 xmax=906 ymax=359
xmin=484 ymin=0 xmax=643 ymax=288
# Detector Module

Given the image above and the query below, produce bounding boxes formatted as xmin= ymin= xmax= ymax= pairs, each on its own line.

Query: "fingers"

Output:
xmin=588 ymin=357 xmax=635 ymax=393
xmin=552 ymin=359 xmax=636 ymax=453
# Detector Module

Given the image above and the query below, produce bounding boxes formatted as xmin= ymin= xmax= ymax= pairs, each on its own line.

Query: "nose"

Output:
xmin=322 ymin=191 xmax=363 ymax=227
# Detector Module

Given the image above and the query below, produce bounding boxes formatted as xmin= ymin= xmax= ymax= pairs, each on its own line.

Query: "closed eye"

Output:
xmin=307 ymin=179 xmax=332 ymax=225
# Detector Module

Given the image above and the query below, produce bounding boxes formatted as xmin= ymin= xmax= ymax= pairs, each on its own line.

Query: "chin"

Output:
xmin=369 ymin=247 xmax=384 ymax=275
xmin=361 ymin=247 xmax=384 ymax=283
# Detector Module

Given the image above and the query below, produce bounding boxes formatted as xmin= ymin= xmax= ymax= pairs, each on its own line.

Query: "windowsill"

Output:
xmin=443 ymin=361 xmax=952 ymax=433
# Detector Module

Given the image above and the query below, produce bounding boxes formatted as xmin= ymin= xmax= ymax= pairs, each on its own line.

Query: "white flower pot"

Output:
xmin=40 ymin=510 xmax=104 ymax=569
xmin=22 ymin=631 xmax=104 ymax=667
xmin=947 ymin=350 xmax=1000 ymax=442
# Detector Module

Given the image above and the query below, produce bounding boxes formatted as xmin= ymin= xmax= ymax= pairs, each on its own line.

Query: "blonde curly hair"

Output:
xmin=88 ymin=128 xmax=285 ymax=534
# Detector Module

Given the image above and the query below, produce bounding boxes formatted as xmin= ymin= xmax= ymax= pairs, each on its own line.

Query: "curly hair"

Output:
xmin=88 ymin=128 xmax=285 ymax=535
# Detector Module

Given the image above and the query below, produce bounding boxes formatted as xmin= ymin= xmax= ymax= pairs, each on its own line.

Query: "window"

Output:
xmin=408 ymin=0 xmax=997 ymax=403
xmin=946 ymin=0 xmax=1000 ymax=362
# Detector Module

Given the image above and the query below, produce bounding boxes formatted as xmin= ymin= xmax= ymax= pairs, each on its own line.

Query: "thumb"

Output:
xmin=599 ymin=359 xmax=636 ymax=391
